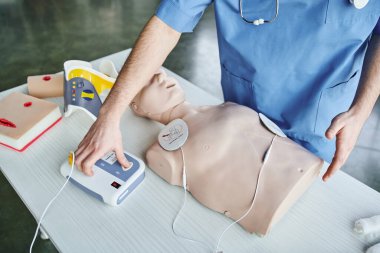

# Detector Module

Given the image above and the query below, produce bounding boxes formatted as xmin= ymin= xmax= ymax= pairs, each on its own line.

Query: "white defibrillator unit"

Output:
xmin=60 ymin=151 xmax=145 ymax=206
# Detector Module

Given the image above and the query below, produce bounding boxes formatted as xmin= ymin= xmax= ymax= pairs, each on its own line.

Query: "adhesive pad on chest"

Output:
xmin=158 ymin=118 xmax=189 ymax=151
xmin=259 ymin=113 xmax=286 ymax=138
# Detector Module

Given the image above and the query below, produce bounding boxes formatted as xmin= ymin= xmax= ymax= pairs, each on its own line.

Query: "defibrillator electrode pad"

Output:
xmin=60 ymin=151 xmax=145 ymax=206
xmin=158 ymin=118 xmax=189 ymax=151
xmin=259 ymin=113 xmax=287 ymax=138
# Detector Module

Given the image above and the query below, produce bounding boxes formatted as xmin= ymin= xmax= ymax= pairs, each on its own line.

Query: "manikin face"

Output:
xmin=131 ymin=70 xmax=185 ymax=117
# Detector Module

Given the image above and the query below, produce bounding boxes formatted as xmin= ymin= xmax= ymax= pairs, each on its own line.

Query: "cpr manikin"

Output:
xmin=131 ymin=70 xmax=324 ymax=236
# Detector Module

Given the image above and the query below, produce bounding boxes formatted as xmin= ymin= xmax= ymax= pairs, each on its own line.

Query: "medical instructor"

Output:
xmin=75 ymin=0 xmax=380 ymax=181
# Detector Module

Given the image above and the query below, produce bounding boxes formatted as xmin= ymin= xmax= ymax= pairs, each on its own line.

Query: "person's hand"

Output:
xmin=74 ymin=113 xmax=131 ymax=176
xmin=323 ymin=108 xmax=367 ymax=181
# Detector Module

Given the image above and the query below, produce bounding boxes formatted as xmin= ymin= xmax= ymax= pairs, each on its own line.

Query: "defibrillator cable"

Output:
xmin=214 ymin=135 xmax=276 ymax=253
xmin=29 ymin=151 xmax=75 ymax=253
xmin=171 ymin=147 xmax=212 ymax=252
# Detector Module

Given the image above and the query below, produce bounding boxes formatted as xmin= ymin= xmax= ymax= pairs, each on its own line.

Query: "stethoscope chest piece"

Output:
xmin=350 ymin=0 xmax=369 ymax=9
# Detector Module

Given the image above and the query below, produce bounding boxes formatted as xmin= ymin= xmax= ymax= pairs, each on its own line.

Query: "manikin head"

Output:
xmin=131 ymin=69 xmax=186 ymax=123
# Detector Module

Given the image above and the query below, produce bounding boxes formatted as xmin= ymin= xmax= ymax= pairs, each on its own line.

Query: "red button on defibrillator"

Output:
xmin=111 ymin=181 xmax=121 ymax=189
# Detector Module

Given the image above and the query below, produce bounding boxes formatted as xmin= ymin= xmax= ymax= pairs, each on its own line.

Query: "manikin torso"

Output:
xmin=132 ymin=71 xmax=323 ymax=235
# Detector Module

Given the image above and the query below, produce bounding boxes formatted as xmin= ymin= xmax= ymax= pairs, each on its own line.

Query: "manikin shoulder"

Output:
xmin=145 ymin=142 xmax=183 ymax=187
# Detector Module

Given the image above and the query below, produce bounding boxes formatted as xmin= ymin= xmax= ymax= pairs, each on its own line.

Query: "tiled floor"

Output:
xmin=0 ymin=1 xmax=379 ymax=252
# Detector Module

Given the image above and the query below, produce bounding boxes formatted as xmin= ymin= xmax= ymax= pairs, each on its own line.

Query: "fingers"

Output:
xmin=80 ymin=150 xmax=106 ymax=176
xmin=74 ymin=138 xmax=91 ymax=171
xmin=322 ymin=136 xmax=347 ymax=181
xmin=75 ymin=144 xmax=86 ymax=159
xmin=152 ymin=70 xmax=167 ymax=84
xmin=75 ymin=125 xmax=96 ymax=156
xmin=164 ymin=77 xmax=178 ymax=88
xmin=74 ymin=146 xmax=93 ymax=175
xmin=156 ymin=68 xmax=166 ymax=76
xmin=75 ymin=143 xmax=130 ymax=175
xmin=72 ymin=114 xmax=127 ymax=177
xmin=74 ymin=135 xmax=99 ymax=176
xmin=323 ymin=113 xmax=351 ymax=181
xmin=115 ymin=146 xmax=131 ymax=169
xmin=325 ymin=113 xmax=345 ymax=140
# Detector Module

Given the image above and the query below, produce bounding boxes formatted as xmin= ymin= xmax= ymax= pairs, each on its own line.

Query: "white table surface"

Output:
xmin=1 ymin=49 xmax=380 ymax=253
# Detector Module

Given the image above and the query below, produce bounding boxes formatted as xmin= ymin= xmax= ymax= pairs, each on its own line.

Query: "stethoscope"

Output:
xmin=240 ymin=0 xmax=370 ymax=26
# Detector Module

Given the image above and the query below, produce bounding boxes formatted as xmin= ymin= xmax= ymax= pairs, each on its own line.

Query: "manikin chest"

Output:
xmin=180 ymin=103 xmax=274 ymax=213
xmin=146 ymin=102 xmax=323 ymax=234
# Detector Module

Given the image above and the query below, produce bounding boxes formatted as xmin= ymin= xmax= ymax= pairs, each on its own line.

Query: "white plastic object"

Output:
xmin=158 ymin=119 xmax=189 ymax=151
xmin=99 ymin=89 xmax=111 ymax=103
xmin=350 ymin=0 xmax=369 ymax=9
xmin=259 ymin=113 xmax=286 ymax=137
xmin=253 ymin=18 xmax=264 ymax=26
xmin=99 ymin=59 xmax=119 ymax=78
xmin=354 ymin=215 xmax=380 ymax=241
xmin=64 ymin=104 xmax=97 ymax=121
xmin=354 ymin=215 xmax=380 ymax=235
xmin=60 ymin=151 xmax=145 ymax=206
xmin=63 ymin=62 xmax=116 ymax=120
xmin=39 ymin=227 xmax=49 ymax=240
xmin=63 ymin=60 xmax=92 ymax=80
xmin=367 ymin=243 xmax=380 ymax=253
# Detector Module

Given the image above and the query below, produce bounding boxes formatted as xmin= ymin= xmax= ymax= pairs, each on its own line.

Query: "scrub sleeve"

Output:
xmin=155 ymin=0 xmax=212 ymax=33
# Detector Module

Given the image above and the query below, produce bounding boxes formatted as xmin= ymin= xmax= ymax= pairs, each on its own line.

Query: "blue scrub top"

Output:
xmin=156 ymin=0 xmax=380 ymax=162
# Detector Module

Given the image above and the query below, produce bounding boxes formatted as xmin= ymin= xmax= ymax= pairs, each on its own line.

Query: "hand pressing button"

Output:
xmin=122 ymin=162 xmax=133 ymax=171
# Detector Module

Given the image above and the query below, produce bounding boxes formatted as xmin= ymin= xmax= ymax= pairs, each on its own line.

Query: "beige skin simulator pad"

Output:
xmin=0 ymin=92 xmax=62 ymax=151
xmin=27 ymin=73 xmax=64 ymax=98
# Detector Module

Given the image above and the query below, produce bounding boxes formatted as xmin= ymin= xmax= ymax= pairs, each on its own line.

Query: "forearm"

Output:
xmin=351 ymin=34 xmax=380 ymax=119
xmin=100 ymin=16 xmax=181 ymax=120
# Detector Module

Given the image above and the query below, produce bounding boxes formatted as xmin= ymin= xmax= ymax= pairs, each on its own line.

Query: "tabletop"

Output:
xmin=1 ymin=49 xmax=380 ymax=253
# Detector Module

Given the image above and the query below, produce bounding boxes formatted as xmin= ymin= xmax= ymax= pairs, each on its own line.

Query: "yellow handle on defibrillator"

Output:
xmin=68 ymin=152 xmax=74 ymax=166
xmin=67 ymin=68 xmax=114 ymax=95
